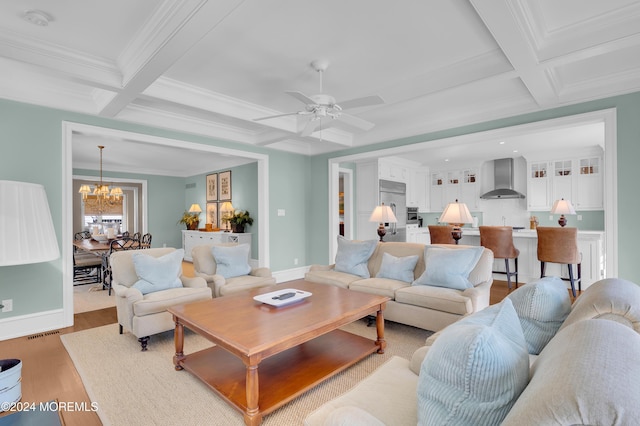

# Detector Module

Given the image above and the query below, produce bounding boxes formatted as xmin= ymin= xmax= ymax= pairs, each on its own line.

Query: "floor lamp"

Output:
xmin=0 ymin=180 xmax=60 ymax=409
xmin=439 ymin=199 xmax=473 ymax=244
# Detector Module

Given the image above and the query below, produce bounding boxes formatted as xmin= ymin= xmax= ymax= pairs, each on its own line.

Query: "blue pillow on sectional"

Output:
xmin=211 ymin=244 xmax=252 ymax=279
xmin=132 ymin=249 xmax=184 ymax=295
xmin=417 ymin=298 xmax=529 ymax=426
xmin=412 ymin=246 xmax=484 ymax=290
xmin=507 ymin=276 xmax=571 ymax=355
xmin=334 ymin=236 xmax=377 ymax=278
xmin=376 ymin=252 xmax=419 ymax=283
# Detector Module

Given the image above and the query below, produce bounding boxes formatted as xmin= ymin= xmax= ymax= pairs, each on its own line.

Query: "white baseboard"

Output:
xmin=0 ymin=309 xmax=69 ymax=341
xmin=273 ymin=266 xmax=309 ymax=283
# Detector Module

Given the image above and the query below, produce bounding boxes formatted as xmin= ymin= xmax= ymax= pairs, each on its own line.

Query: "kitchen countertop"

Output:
xmin=414 ymin=227 xmax=604 ymax=239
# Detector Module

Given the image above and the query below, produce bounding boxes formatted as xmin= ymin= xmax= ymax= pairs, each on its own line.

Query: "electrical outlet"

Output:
xmin=278 ymin=209 xmax=286 ymax=217
xmin=2 ymin=299 xmax=13 ymax=313
xmin=294 ymin=258 xmax=298 ymax=265
xmin=549 ymin=215 xmax=554 ymax=221
xmin=577 ymin=215 xmax=583 ymax=221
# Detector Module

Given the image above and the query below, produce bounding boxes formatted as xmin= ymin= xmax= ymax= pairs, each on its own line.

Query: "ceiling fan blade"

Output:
xmin=301 ymin=119 xmax=321 ymax=137
xmin=338 ymin=95 xmax=385 ymax=110
xmin=253 ymin=111 xmax=303 ymax=121
xmin=285 ymin=91 xmax=317 ymax=106
xmin=339 ymin=113 xmax=376 ymax=131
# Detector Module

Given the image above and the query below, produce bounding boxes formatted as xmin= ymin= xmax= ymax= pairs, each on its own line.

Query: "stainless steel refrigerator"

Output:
xmin=379 ymin=179 xmax=407 ymax=242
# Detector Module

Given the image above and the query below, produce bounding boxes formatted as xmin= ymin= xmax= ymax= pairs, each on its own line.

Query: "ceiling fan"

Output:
xmin=254 ymin=60 xmax=384 ymax=137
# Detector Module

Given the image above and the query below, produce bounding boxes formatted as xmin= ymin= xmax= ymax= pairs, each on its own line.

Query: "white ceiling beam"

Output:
xmin=97 ymin=0 xmax=244 ymax=117
xmin=470 ymin=0 xmax=559 ymax=107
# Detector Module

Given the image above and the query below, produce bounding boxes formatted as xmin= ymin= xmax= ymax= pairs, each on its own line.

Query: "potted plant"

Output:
xmin=228 ymin=210 xmax=253 ymax=233
xmin=178 ymin=211 xmax=200 ymax=230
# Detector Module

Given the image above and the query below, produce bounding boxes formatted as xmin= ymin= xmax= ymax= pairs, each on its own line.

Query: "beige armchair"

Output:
xmin=110 ymin=247 xmax=212 ymax=351
xmin=191 ymin=244 xmax=276 ymax=297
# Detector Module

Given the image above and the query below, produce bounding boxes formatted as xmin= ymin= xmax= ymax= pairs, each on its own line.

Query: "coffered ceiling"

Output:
xmin=2 ymin=0 xmax=640 ymax=167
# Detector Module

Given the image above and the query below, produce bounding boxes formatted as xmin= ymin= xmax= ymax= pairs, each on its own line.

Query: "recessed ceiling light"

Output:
xmin=21 ymin=9 xmax=53 ymax=27
xmin=499 ymin=141 xmax=505 ymax=145
xmin=444 ymin=159 xmax=450 ymax=162
xmin=513 ymin=150 xmax=518 ymax=153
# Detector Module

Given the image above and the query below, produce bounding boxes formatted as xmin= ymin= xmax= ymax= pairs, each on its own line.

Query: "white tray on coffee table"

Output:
xmin=253 ymin=288 xmax=312 ymax=307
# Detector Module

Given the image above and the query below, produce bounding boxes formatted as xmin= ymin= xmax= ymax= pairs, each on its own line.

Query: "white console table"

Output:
xmin=182 ymin=230 xmax=252 ymax=262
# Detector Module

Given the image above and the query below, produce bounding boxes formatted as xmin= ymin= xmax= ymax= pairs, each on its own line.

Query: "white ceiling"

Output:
xmin=2 ymin=0 xmax=639 ymax=175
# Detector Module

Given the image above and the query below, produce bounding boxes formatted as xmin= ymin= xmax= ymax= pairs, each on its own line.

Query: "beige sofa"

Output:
xmin=191 ymin=244 xmax=276 ymax=297
xmin=305 ymin=278 xmax=640 ymax=425
xmin=305 ymin=242 xmax=494 ymax=332
xmin=110 ymin=247 xmax=212 ymax=350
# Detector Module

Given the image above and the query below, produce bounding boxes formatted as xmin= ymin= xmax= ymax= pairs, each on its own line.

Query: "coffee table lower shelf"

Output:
xmin=177 ymin=328 xmax=379 ymax=418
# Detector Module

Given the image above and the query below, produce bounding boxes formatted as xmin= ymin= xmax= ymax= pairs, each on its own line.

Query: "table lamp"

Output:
xmin=369 ymin=203 xmax=397 ymax=242
xmin=439 ymin=199 xmax=473 ymax=244
xmin=220 ymin=201 xmax=234 ymax=232
xmin=551 ymin=198 xmax=576 ymax=227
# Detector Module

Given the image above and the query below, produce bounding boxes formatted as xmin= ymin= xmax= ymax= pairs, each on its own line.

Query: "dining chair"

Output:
xmin=141 ymin=233 xmax=152 ymax=249
xmin=427 ymin=225 xmax=456 ymax=244
xmin=536 ymin=226 xmax=582 ymax=297
xmin=479 ymin=226 xmax=519 ymax=290
xmin=103 ymin=237 xmax=142 ymax=295
xmin=132 ymin=232 xmax=142 ymax=241
xmin=122 ymin=231 xmax=130 ymax=238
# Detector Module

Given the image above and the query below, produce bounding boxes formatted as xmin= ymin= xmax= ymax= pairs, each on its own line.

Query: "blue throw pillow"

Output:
xmin=334 ymin=236 xmax=377 ymax=278
xmin=376 ymin=252 xmax=419 ymax=283
xmin=507 ymin=276 xmax=571 ymax=355
xmin=131 ymin=249 xmax=184 ymax=295
xmin=417 ymin=299 xmax=529 ymax=426
xmin=412 ymin=246 xmax=484 ymax=290
xmin=211 ymin=244 xmax=251 ymax=279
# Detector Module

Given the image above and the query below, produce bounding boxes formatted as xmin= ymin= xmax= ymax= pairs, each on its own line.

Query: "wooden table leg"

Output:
xmin=375 ymin=308 xmax=386 ymax=354
xmin=173 ymin=316 xmax=185 ymax=371
xmin=244 ymin=363 xmax=262 ymax=425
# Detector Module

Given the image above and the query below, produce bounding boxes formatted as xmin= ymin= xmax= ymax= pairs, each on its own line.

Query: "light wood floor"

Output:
xmin=0 ymin=277 xmax=579 ymax=425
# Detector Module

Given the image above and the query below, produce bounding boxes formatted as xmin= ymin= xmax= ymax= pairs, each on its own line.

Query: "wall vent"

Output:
xmin=185 ymin=183 xmax=196 ymax=189
xmin=27 ymin=330 xmax=60 ymax=340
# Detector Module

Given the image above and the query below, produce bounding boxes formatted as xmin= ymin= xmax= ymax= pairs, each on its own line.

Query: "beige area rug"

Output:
xmin=73 ymin=283 xmax=115 ymax=314
xmin=61 ymin=320 xmax=432 ymax=426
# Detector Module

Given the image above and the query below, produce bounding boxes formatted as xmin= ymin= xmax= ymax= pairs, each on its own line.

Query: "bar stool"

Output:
xmin=536 ymin=226 xmax=582 ymax=297
xmin=479 ymin=226 xmax=519 ymax=290
xmin=428 ymin=225 xmax=456 ymax=244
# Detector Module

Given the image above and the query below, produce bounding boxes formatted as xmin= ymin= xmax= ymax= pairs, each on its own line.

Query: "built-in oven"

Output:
xmin=407 ymin=207 xmax=419 ymax=225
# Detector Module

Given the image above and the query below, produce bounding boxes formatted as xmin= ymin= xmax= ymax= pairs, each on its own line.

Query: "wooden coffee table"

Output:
xmin=168 ymin=281 xmax=389 ymax=426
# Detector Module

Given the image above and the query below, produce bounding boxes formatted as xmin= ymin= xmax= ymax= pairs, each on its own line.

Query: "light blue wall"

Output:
xmin=0 ymin=98 xmax=309 ymax=322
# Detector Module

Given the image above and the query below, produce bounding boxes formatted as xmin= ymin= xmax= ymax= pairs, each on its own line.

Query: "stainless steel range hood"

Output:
xmin=480 ymin=158 xmax=525 ymax=199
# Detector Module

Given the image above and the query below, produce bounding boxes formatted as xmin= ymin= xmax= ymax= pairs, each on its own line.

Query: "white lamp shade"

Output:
xmin=0 ymin=181 xmax=60 ymax=266
xmin=220 ymin=202 xmax=234 ymax=213
xmin=188 ymin=203 xmax=202 ymax=213
xmin=369 ymin=205 xmax=397 ymax=223
xmin=551 ymin=198 xmax=576 ymax=215
xmin=439 ymin=199 xmax=473 ymax=225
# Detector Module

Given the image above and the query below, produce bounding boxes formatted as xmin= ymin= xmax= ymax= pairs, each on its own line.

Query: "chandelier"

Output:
xmin=78 ymin=145 xmax=123 ymax=214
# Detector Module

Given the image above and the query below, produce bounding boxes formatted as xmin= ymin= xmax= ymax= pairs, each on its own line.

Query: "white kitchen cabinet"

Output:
xmin=430 ymin=168 xmax=479 ymax=212
xmin=575 ymin=157 xmax=603 ymax=209
xmin=182 ymin=230 xmax=251 ymax=261
xmin=551 ymin=159 xmax=573 ymax=201
xmin=527 ymin=161 xmax=551 ymax=210
xmin=407 ymin=168 xmax=428 ymax=211
xmin=378 ymin=158 xmax=407 ymax=182
xmin=429 ymin=172 xmax=446 ymax=212
xmin=527 ymin=154 xmax=603 ymax=211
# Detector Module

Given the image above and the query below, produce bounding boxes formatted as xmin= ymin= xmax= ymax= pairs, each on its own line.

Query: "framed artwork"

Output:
xmin=206 ymin=202 xmax=218 ymax=228
xmin=219 ymin=170 xmax=232 ymax=201
xmin=206 ymin=173 xmax=218 ymax=202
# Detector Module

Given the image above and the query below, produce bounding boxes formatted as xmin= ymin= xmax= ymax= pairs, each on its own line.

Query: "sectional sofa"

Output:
xmin=305 ymin=240 xmax=494 ymax=332
xmin=305 ymin=277 xmax=640 ymax=425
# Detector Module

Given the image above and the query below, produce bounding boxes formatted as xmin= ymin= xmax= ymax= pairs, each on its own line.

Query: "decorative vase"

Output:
xmin=232 ymin=223 xmax=245 ymax=233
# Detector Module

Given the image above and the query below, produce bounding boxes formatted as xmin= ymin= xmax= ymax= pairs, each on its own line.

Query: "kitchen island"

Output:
xmin=408 ymin=226 xmax=604 ymax=289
